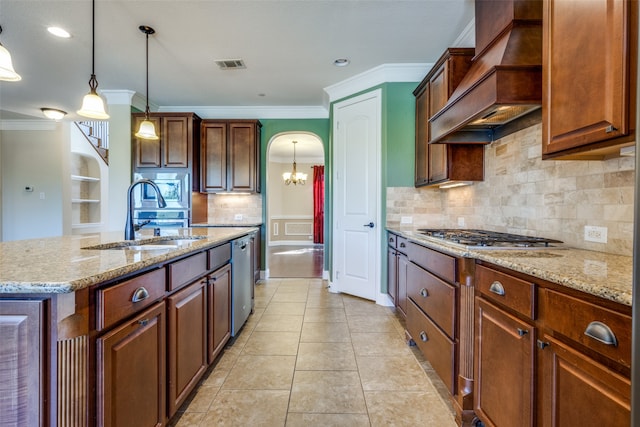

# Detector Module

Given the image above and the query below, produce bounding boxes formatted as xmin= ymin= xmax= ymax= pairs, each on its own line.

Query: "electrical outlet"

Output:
xmin=234 ymin=214 xmax=243 ymax=221
xmin=584 ymin=225 xmax=607 ymax=243
xmin=457 ymin=217 xmax=465 ymax=227
xmin=400 ymin=216 xmax=413 ymax=224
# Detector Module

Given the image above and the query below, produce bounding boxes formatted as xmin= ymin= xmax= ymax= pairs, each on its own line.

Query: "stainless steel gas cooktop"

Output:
xmin=417 ymin=229 xmax=564 ymax=249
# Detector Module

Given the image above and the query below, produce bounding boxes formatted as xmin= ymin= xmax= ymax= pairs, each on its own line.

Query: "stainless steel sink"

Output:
xmin=83 ymin=237 xmax=204 ymax=251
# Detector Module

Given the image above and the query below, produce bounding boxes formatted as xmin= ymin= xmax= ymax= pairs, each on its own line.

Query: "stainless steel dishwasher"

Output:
xmin=231 ymin=235 xmax=252 ymax=336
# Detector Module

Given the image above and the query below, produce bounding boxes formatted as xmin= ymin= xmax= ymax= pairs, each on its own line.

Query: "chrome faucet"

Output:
xmin=125 ymin=179 xmax=167 ymax=240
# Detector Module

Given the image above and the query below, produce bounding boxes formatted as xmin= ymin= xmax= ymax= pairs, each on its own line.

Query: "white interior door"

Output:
xmin=332 ymin=89 xmax=381 ymax=301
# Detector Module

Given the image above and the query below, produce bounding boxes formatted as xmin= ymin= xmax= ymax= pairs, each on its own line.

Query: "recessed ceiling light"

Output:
xmin=333 ymin=58 xmax=350 ymax=67
xmin=48 ymin=27 xmax=71 ymax=38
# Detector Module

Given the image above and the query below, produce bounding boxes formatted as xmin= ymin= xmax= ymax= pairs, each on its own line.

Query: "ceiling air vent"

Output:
xmin=214 ymin=59 xmax=246 ymax=70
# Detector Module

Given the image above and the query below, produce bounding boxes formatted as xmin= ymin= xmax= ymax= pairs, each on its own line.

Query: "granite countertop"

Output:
xmin=388 ymin=225 xmax=633 ymax=307
xmin=0 ymin=227 xmax=257 ymax=294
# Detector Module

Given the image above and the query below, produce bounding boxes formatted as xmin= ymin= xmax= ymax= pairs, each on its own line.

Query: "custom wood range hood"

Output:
xmin=429 ymin=0 xmax=543 ymax=144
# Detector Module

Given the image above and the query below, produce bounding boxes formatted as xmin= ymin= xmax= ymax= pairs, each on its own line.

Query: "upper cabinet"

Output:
xmin=414 ymin=48 xmax=484 ymax=187
xmin=542 ymin=0 xmax=637 ymax=160
xmin=200 ymin=120 xmax=262 ymax=193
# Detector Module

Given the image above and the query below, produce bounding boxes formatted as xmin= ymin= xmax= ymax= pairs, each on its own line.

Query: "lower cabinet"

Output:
xmin=167 ymin=279 xmax=208 ymax=417
xmin=538 ymin=335 xmax=631 ymax=427
xmin=207 ymin=264 xmax=231 ymax=363
xmin=474 ymin=298 xmax=535 ymax=427
xmin=387 ymin=232 xmax=408 ymax=318
xmin=97 ymin=301 xmax=166 ymax=427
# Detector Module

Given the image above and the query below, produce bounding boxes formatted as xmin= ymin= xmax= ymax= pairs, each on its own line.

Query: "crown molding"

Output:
xmin=0 ymin=120 xmax=58 ymax=131
xmin=452 ymin=18 xmax=475 ymax=47
xmin=157 ymin=105 xmax=329 ymax=119
xmin=323 ymin=63 xmax=432 ymax=106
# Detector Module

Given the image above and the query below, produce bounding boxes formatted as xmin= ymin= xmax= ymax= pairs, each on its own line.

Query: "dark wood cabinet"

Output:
xmin=97 ymin=301 xmax=166 ymax=427
xmin=207 ymin=264 xmax=231 ymax=364
xmin=132 ymin=112 xmax=202 ymax=190
xmin=387 ymin=232 xmax=408 ymax=318
xmin=201 ymin=120 xmax=262 ymax=193
xmin=387 ymin=245 xmax=397 ymax=305
xmin=0 ymin=298 xmax=50 ymax=427
xmin=538 ymin=334 xmax=630 ymax=427
xmin=475 ymin=298 xmax=535 ymax=427
xmin=167 ymin=278 xmax=208 ymax=417
xmin=542 ymin=0 xmax=637 ymax=159
xmin=413 ymin=48 xmax=484 ymax=187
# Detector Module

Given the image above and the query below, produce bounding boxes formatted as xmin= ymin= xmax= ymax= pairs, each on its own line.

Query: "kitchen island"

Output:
xmin=0 ymin=227 xmax=258 ymax=427
xmin=387 ymin=224 xmax=633 ymax=427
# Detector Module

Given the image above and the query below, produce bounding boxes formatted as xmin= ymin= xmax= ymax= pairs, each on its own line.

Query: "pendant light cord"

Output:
xmin=145 ymin=30 xmax=150 ymax=116
xmin=88 ymin=0 xmax=97 ymax=92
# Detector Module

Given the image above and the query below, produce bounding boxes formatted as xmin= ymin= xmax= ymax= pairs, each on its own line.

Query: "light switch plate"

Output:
xmin=400 ymin=216 xmax=413 ymax=224
xmin=584 ymin=225 xmax=607 ymax=243
xmin=234 ymin=214 xmax=243 ymax=221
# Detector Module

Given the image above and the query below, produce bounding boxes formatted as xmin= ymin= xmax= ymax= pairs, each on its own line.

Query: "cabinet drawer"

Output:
xmin=476 ymin=264 xmax=535 ymax=319
xmin=406 ymin=242 xmax=455 ymax=283
xmin=168 ymin=252 xmax=207 ymax=291
xmin=396 ymin=236 xmax=408 ymax=254
xmin=208 ymin=243 xmax=231 ymax=271
xmin=407 ymin=261 xmax=456 ymax=338
xmin=540 ymin=289 xmax=631 ymax=368
xmin=97 ymin=268 xmax=166 ymax=331
xmin=406 ymin=299 xmax=456 ymax=394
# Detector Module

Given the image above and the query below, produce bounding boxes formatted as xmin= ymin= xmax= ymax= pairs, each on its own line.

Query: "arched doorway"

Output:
xmin=266 ymin=132 xmax=325 ymax=278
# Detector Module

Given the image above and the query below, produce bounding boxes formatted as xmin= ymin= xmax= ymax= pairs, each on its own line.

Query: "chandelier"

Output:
xmin=283 ymin=141 xmax=307 ymax=185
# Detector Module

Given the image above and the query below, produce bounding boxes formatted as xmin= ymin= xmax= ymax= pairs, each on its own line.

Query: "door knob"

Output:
xmin=363 ymin=222 xmax=375 ymax=228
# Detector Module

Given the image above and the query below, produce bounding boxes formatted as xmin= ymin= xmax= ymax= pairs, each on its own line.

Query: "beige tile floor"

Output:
xmin=170 ymin=278 xmax=457 ymax=427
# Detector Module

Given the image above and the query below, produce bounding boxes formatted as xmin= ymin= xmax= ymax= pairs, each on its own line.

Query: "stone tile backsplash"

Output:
xmin=387 ymin=124 xmax=635 ymax=256
xmin=207 ymin=193 xmax=263 ymax=224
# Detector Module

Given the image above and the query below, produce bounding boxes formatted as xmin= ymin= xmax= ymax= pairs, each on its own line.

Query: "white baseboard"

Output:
xmin=268 ymin=240 xmax=319 ymax=247
xmin=376 ymin=293 xmax=395 ymax=307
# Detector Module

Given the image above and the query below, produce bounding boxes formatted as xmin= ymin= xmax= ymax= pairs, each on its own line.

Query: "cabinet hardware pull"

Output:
xmin=517 ymin=328 xmax=528 ymax=336
xmin=537 ymin=340 xmax=550 ymax=349
xmin=584 ymin=321 xmax=618 ymax=347
xmin=420 ymin=288 xmax=429 ymax=298
xmin=399 ymin=242 xmax=406 ymax=248
xmin=419 ymin=331 xmax=428 ymax=342
xmin=489 ymin=281 xmax=505 ymax=296
xmin=138 ymin=319 xmax=149 ymax=326
xmin=131 ymin=287 xmax=150 ymax=303
xmin=389 ymin=237 xmax=395 ymax=243
xmin=605 ymin=125 xmax=618 ymax=133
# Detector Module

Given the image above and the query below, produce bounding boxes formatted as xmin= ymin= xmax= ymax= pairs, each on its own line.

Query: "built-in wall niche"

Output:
xmin=70 ymin=152 xmax=101 ymax=228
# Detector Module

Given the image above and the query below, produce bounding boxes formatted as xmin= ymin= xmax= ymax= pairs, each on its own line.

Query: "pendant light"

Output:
xmin=134 ymin=26 xmax=159 ymax=140
xmin=0 ymin=25 xmax=21 ymax=82
xmin=283 ymin=141 xmax=307 ymax=185
xmin=77 ymin=0 xmax=109 ymax=119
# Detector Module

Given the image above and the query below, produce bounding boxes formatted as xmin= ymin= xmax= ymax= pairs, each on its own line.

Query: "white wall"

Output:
xmin=1 ymin=123 xmax=65 ymax=241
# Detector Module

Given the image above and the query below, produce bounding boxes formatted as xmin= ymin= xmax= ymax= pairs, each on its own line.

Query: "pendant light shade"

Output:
xmin=134 ymin=26 xmax=159 ymax=140
xmin=283 ymin=141 xmax=307 ymax=185
xmin=0 ymin=25 xmax=21 ymax=82
xmin=77 ymin=0 xmax=109 ymax=119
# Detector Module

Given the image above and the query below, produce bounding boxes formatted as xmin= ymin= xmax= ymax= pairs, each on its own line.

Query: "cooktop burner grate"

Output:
xmin=417 ymin=229 xmax=563 ymax=248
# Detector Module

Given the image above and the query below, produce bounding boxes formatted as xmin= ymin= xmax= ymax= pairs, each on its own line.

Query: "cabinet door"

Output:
xmin=167 ymin=279 xmax=208 ymax=416
xmin=387 ymin=246 xmax=397 ymax=305
xmin=228 ymin=122 xmax=257 ymax=192
xmin=0 ymin=299 xmax=48 ymax=427
xmin=133 ymin=115 xmax=162 ymax=168
xmin=542 ymin=0 xmax=635 ymax=157
xmin=97 ymin=301 xmax=166 ymax=427
xmin=396 ymin=252 xmax=408 ymax=318
xmin=163 ymin=116 xmax=190 ymax=168
xmin=201 ymin=122 xmax=228 ymax=192
xmin=538 ymin=334 xmax=630 ymax=427
xmin=475 ymin=298 xmax=535 ymax=427
xmin=414 ymin=85 xmax=430 ymax=186
xmin=208 ymin=264 xmax=231 ymax=364
xmin=427 ymin=59 xmax=451 ymax=183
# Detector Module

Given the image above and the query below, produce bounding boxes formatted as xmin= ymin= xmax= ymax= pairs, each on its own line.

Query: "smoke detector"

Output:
xmin=214 ymin=59 xmax=246 ymax=70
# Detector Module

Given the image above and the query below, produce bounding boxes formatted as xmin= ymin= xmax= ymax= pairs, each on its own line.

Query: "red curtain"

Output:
xmin=312 ymin=166 xmax=324 ymax=244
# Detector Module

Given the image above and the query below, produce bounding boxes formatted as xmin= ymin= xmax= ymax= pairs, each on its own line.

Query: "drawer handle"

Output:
xmin=537 ymin=340 xmax=550 ymax=350
xmin=419 ymin=331 xmax=428 ymax=342
xmin=399 ymin=242 xmax=406 ymax=248
xmin=389 ymin=237 xmax=395 ymax=243
xmin=584 ymin=321 xmax=618 ymax=347
xmin=138 ymin=319 xmax=149 ymax=327
xmin=517 ymin=328 xmax=528 ymax=337
xmin=131 ymin=287 xmax=150 ymax=303
xmin=420 ymin=288 xmax=429 ymax=298
xmin=489 ymin=281 xmax=505 ymax=296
